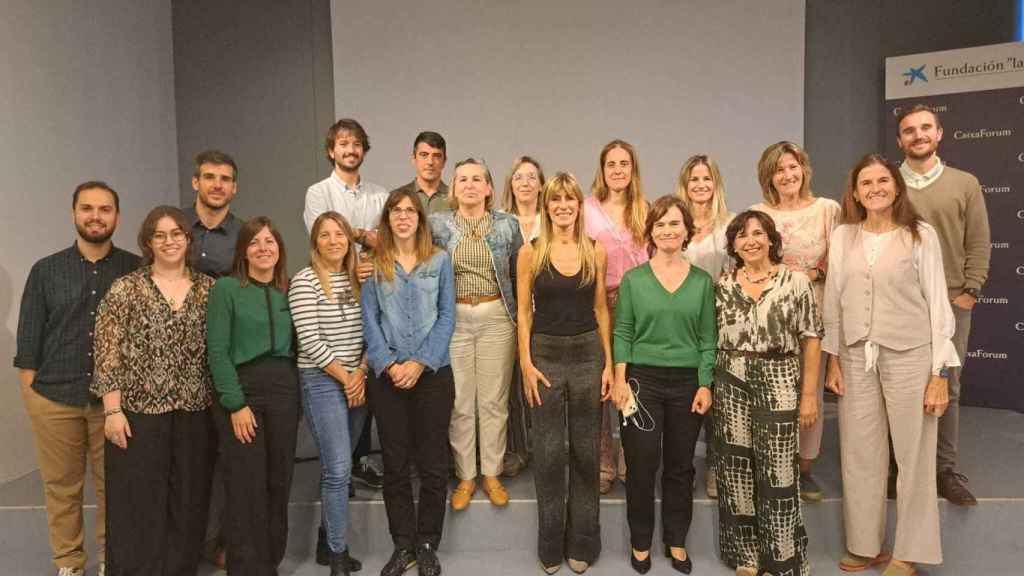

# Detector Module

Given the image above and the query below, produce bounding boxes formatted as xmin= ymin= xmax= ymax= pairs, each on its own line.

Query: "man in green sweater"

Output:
xmin=897 ymin=104 xmax=991 ymax=506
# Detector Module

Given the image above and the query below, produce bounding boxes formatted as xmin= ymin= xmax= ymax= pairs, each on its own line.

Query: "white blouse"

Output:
xmin=822 ymin=223 xmax=959 ymax=375
xmin=683 ymin=220 xmax=732 ymax=282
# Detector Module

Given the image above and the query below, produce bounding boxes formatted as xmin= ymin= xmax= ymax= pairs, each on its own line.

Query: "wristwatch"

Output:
xmin=962 ymin=287 xmax=980 ymax=299
xmin=938 ymin=367 xmax=951 ymax=379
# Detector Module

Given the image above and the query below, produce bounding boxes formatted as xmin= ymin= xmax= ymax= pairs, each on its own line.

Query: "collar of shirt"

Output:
xmin=71 ymin=242 xmax=116 ymax=263
xmin=184 ymin=205 xmax=238 ymax=233
xmin=900 ymin=156 xmax=944 ymax=189
xmin=414 ymin=179 xmax=448 ymax=196
xmin=331 ymin=171 xmax=368 ymax=195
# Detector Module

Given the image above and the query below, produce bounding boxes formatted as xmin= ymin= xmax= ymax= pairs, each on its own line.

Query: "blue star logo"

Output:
xmin=902 ymin=65 xmax=928 ymax=86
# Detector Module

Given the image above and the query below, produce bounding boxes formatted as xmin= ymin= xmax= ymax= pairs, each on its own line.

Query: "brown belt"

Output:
xmin=456 ymin=294 xmax=501 ymax=306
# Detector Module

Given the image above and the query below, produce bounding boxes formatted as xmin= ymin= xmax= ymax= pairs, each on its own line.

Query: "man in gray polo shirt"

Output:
xmin=391 ymin=131 xmax=450 ymax=214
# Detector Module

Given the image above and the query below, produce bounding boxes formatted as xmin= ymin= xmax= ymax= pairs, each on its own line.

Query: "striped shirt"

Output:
xmin=288 ymin=267 xmax=363 ymax=370
xmin=453 ymin=211 xmax=500 ymax=299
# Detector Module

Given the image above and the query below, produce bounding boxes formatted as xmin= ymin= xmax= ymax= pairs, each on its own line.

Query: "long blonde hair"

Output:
xmin=590 ymin=139 xmax=648 ymax=243
xmin=674 ymin=154 xmax=731 ymax=229
xmin=309 ymin=211 xmax=360 ymax=302
xmin=532 ymin=173 xmax=597 ymax=287
xmin=374 ymin=188 xmax=439 ymax=282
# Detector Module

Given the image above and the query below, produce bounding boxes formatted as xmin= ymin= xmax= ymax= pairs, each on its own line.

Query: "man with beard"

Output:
xmin=184 ymin=150 xmax=242 ymax=278
xmin=898 ymin=104 xmax=991 ymax=506
xmin=15 ymin=181 xmax=140 ymax=576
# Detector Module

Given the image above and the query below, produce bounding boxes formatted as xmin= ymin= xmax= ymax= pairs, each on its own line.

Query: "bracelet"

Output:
xmin=103 ymin=407 xmax=122 ymax=417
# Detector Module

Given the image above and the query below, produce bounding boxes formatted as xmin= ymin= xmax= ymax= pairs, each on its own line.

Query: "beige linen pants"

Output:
xmin=449 ymin=299 xmax=516 ymax=479
xmin=838 ymin=342 xmax=941 ymax=565
xmin=22 ymin=382 xmax=106 ymax=570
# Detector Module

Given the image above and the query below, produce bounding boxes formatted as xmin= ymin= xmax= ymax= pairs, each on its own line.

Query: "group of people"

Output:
xmin=15 ymin=105 xmax=990 ymax=576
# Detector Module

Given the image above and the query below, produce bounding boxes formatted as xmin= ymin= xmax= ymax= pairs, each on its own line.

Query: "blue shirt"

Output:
xmin=361 ymin=251 xmax=456 ymax=376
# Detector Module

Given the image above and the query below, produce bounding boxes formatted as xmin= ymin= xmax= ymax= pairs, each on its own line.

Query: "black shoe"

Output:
xmin=317 ymin=527 xmax=363 ymax=572
xmin=381 ymin=548 xmax=417 ymax=576
xmin=353 ymin=458 xmax=384 ymax=489
xmin=330 ymin=550 xmax=352 ymax=576
xmin=344 ymin=550 xmax=363 ymax=573
xmin=630 ymin=550 xmax=651 ymax=574
xmin=663 ymin=545 xmax=692 ymax=574
xmin=938 ymin=470 xmax=978 ymax=506
xmin=415 ymin=543 xmax=442 ymax=576
xmin=887 ymin=470 xmax=897 ymax=500
xmin=350 ymin=483 xmax=357 ymax=499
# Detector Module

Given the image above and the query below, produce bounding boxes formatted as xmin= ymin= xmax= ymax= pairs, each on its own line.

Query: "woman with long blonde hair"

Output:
xmin=517 ymin=173 xmax=613 ymax=574
xmin=584 ymin=139 xmax=649 ymax=494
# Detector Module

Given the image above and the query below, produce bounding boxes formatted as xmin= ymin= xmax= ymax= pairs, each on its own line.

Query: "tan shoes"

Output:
xmin=839 ymin=551 xmax=890 ymax=572
xmin=451 ymin=479 xmax=476 ymax=511
xmin=482 ymin=475 xmax=510 ymax=507
xmin=881 ymin=561 xmax=917 ymax=576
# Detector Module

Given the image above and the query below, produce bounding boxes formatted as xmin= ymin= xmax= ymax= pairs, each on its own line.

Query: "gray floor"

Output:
xmin=2 ymin=404 xmax=1023 ymax=575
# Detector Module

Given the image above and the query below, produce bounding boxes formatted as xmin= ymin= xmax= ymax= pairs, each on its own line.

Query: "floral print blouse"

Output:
xmin=91 ymin=266 xmax=215 ymax=413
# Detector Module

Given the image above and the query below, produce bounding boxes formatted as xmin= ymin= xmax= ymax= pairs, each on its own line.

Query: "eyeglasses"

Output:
xmin=389 ymin=207 xmax=418 ymax=218
xmin=152 ymin=230 xmax=187 ymax=244
xmin=512 ymin=173 xmax=539 ymax=182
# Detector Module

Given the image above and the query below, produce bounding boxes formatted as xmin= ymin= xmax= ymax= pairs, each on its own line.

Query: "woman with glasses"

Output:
xmin=289 ymin=211 xmax=367 ymax=575
xmin=430 ymin=158 xmax=523 ymax=510
xmin=93 ymin=206 xmax=216 ymax=575
xmin=363 ymin=189 xmax=456 ymax=576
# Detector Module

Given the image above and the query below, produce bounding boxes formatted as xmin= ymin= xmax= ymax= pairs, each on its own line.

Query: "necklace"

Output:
xmin=742 ymin=266 xmax=772 ymax=284
xmin=152 ymin=271 xmax=189 ymax=308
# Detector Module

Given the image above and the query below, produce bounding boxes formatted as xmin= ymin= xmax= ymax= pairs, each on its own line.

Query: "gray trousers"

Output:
xmin=938 ymin=305 xmax=972 ymax=473
xmin=530 ymin=330 xmax=603 ymax=567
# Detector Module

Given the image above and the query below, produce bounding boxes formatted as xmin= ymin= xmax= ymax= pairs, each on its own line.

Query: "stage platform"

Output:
xmin=2 ymin=405 xmax=1022 ymax=575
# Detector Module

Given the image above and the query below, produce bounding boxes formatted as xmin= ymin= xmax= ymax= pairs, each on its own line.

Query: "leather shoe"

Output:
xmin=839 ymin=551 xmax=890 ymax=572
xmin=937 ymin=470 xmax=977 ymax=506
xmin=416 ymin=543 xmax=442 ymax=576
xmin=482 ymin=476 xmax=509 ymax=507
xmin=664 ymin=545 xmax=692 ymax=574
xmin=451 ymin=479 xmax=476 ymax=511
xmin=381 ymin=548 xmax=417 ymax=576
xmin=630 ymin=550 xmax=651 ymax=574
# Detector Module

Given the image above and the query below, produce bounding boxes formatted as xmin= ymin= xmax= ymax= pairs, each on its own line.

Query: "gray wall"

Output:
xmin=804 ymin=0 xmax=1020 ymax=201
xmin=0 ymin=0 xmax=178 ymax=482
xmin=172 ymin=0 xmax=336 ymax=271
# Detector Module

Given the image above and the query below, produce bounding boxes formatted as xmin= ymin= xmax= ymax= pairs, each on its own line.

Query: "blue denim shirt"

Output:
xmin=428 ymin=210 xmax=522 ymax=322
xmin=361 ymin=250 xmax=456 ymax=377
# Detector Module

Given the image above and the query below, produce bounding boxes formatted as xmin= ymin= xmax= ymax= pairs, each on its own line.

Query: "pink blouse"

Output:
xmin=584 ymin=196 xmax=649 ymax=293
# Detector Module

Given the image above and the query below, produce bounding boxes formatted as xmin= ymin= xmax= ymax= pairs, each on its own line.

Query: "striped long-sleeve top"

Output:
xmin=288 ymin=267 xmax=363 ymax=370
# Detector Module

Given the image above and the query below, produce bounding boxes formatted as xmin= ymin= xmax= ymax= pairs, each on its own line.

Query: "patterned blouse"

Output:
xmin=453 ymin=211 xmax=500 ymax=298
xmin=91 ymin=267 xmax=215 ymax=414
xmin=715 ymin=267 xmax=823 ymax=382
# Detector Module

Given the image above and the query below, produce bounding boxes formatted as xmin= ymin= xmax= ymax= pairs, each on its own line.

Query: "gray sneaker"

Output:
xmin=800 ymin=472 xmax=824 ymax=502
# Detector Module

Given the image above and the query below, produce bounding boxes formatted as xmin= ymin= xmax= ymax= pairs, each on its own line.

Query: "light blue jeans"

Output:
xmin=300 ymin=368 xmax=368 ymax=554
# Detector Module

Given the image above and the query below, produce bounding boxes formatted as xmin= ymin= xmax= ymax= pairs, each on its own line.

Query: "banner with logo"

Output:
xmin=884 ymin=42 xmax=1024 ymax=412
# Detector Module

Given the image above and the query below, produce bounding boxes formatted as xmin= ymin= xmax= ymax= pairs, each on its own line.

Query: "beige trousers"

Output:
xmin=838 ymin=342 xmax=941 ymax=564
xmin=22 ymin=382 xmax=106 ymax=569
xmin=449 ymin=299 xmax=516 ymax=479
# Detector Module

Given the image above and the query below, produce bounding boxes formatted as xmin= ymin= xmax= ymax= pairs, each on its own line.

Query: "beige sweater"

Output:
xmin=906 ymin=166 xmax=990 ymax=297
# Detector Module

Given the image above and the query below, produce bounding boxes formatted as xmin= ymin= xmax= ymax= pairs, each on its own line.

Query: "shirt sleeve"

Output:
xmin=412 ymin=255 xmax=457 ymax=370
xmin=612 ymin=272 xmax=636 ymax=364
xmin=303 ymin=183 xmax=327 ymax=234
xmin=13 ymin=263 xmax=46 ymax=370
xmin=961 ymin=177 xmax=991 ymax=291
xmin=206 ymin=279 xmax=246 ymax=411
xmin=90 ymin=279 xmax=129 ymax=397
xmin=697 ymin=275 xmax=718 ymax=388
xmin=360 ymin=274 xmax=397 ymax=377
xmin=794 ymin=273 xmax=823 ymax=340
xmin=818 ymin=198 xmax=842 ymax=270
xmin=917 ymin=225 xmax=961 ymax=374
xmin=288 ymin=274 xmax=336 ymax=369
xmin=821 ymin=226 xmax=845 ymax=356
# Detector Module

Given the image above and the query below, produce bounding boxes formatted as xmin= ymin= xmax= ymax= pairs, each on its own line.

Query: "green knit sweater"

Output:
xmin=206 ymin=276 xmax=295 ymax=411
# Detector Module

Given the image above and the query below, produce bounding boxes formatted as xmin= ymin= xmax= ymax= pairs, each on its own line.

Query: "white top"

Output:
xmin=683 ymin=220 xmax=731 ymax=282
xmin=822 ymin=223 xmax=959 ymax=375
xmin=899 ymin=156 xmax=945 ymax=190
xmin=303 ymin=172 xmax=388 ymax=234
xmin=288 ymin=267 xmax=364 ymax=370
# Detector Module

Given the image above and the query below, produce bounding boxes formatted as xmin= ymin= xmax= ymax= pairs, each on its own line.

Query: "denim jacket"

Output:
xmin=428 ymin=210 xmax=522 ymax=322
xmin=361 ymin=251 xmax=456 ymax=377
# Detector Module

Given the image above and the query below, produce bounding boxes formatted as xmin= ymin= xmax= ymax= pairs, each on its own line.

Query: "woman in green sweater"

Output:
xmin=206 ymin=216 xmax=297 ymax=576
xmin=610 ymin=195 xmax=716 ymax=575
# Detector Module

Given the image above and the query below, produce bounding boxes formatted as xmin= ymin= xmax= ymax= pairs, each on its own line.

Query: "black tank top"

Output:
xmin=533 ymin=261 xmax=598 ymax=336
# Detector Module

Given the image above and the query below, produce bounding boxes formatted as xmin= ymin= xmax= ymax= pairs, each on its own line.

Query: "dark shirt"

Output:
xmin=533 ymin=262 xmax=597 ymax=337
xmin=14 ymin=244 xmax=141 ymax=406
xmin=391 ymin=179 xmax=450 ymax=214
xmin=183 ymin=205 xmax=241 ymax=278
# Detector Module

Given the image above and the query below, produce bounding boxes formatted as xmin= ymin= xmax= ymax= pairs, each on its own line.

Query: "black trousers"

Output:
xmin=367 ymin=365 xmax=455 ymax=549
xmin=213 ymin=357 xmax=300 ymax=576
xmin=620 ymin=364 xmax=704 ymax=551
xmin=105 ymin=409 xmax=215 ymax=576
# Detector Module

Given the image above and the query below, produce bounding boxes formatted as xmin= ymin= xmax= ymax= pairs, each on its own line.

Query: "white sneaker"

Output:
xmin=57 ymin=568 xmax=84 ymax=576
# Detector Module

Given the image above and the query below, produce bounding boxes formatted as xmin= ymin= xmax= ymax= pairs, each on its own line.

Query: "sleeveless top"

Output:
xmin=533 ymin=262 xmax=597 ymax=337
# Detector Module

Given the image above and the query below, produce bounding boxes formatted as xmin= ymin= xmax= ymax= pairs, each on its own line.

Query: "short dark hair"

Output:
xmin=72 ymin=181 xmax=119 ymax=212
xmin=897 ymin=103 xmax=942 ymax=130
xmin=324 ymin=118 xmax=370 ymax=165
xmin=194 ymin=150 xmax=238 ymax=180
xmin=138 ymin=205 xmax=193 ymax=266
xmin=642 ymin=195 xmax=695 ymax=256
xmin=413 ymin=131 xmax=446 ymax=156
xmin=725 ymin=210 xmax=784 ymax=268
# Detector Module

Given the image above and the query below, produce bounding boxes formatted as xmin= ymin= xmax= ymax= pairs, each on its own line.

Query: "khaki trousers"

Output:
xmin=449 ymin=299 xmax=516 ymax=479
xmin=838 ymin=343 xmax=941 ymax=565
xmin=22 ymin=382 xmax=106 ymax=569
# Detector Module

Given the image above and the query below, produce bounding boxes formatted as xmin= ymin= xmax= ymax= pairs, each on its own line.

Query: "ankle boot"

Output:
xmin=330 ymin=550 xmax=351 ymax=576
xmin=317 ymin=526 xmax=330 ymax=565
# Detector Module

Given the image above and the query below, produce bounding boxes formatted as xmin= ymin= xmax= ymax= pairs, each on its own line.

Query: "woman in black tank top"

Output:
xmin=516 ymin=173 xmax=614 ymax=574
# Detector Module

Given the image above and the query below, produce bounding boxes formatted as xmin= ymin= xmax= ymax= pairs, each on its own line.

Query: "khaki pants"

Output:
xmin=838 ymin=343 xmax=941 ymax=565
xmin=22 ymin=382 xmax=106 ymax=570
xmin=449 ymin=299 xmax=515 ymax=479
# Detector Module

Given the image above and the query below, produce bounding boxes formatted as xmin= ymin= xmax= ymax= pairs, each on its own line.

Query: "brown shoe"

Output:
xmin=937 ymin=470 xmax=977 ymax=506
xmin=880 ymin=560 xmax=917 ymax=576
xmin=840 ymin=551 xmax=890 ymax=572
xmin=482 ymin=475 xmax=510 ymax=507
xmin=451 ymin=479 xmax=476 ymax=511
